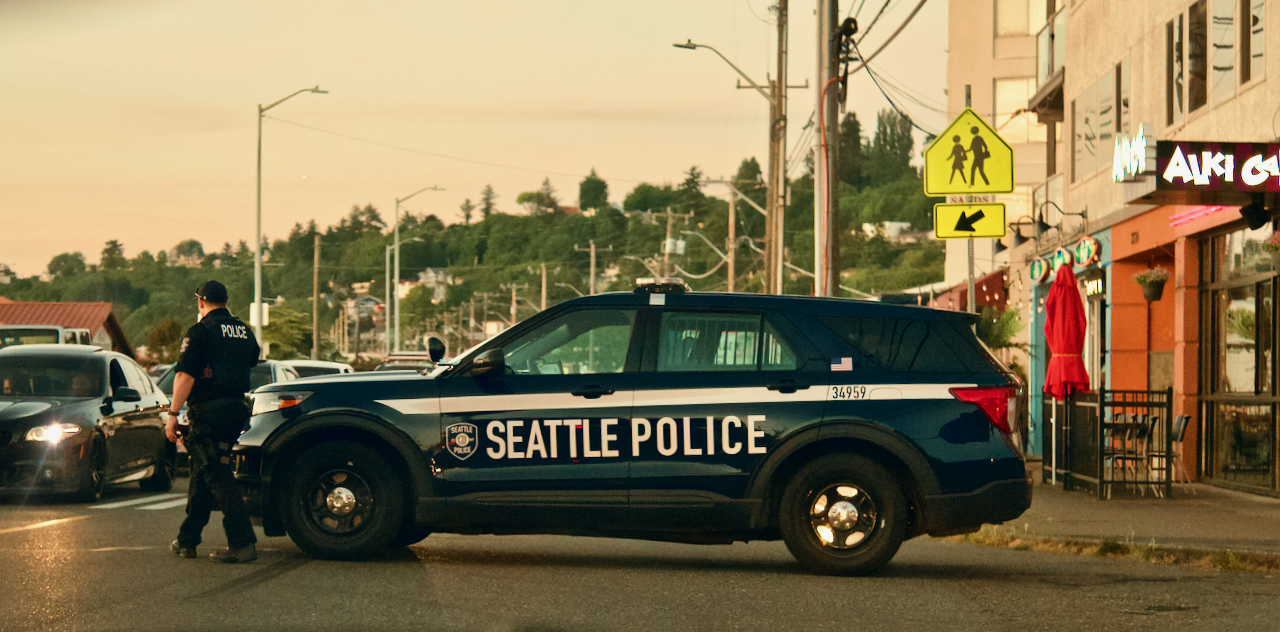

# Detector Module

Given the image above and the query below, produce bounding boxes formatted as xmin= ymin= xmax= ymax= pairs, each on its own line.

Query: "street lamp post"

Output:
xmin=393 ymin=186 xmax=444 ymax=353
xmin=385 ymin=236 xmax=423 ymax=355
xmin=675 ymin=31 xmax=788 ymax=295
xmin=255 ymin=85 xmax=327 ymax=345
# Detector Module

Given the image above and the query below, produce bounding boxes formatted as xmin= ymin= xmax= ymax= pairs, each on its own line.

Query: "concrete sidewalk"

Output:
xmin=1006 ymin=464 xmax=1280 ymax=556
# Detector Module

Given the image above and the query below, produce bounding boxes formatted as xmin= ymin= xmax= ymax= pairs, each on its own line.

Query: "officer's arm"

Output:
xmin=165 ymin=326 xmax=208 ymax=442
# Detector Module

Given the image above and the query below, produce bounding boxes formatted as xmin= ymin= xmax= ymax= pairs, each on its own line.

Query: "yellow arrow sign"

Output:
xmin=923 ymin=108 xmax=1015 ymax=196
xmin=933 ymin=203 xmax=1007 ymax=239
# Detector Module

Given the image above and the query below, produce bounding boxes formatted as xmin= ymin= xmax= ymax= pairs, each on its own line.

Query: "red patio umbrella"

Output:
xmin=1043 ymin=264 xmax=1090 ymax=400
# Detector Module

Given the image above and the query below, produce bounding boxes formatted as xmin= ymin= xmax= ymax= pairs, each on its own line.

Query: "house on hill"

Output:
xmin=0 ymin=301 xmax=134 ymax=358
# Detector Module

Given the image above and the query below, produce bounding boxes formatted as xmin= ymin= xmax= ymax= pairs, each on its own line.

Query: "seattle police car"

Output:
xmin=234 ymin=279 xmax=1031 ymax=575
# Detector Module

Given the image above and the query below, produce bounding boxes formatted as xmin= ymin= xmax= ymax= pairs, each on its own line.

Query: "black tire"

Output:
xmin=778 ymin=454 xmax=907 ymax=576
xmin=281 ymin=441 xmax=404 ymax=560
xmin=74 ymin=437 xmax=107 ymax=503
xmin=140 ymin=443 xmax=176 ymax=493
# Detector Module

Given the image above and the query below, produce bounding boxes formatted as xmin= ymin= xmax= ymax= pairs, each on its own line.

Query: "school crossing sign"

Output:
xmin=923 ymin=108 xmax=1015 ymax=197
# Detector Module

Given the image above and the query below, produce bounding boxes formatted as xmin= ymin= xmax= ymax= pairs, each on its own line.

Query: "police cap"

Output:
xmin=195 ymin=280 xmax=229 ymax=304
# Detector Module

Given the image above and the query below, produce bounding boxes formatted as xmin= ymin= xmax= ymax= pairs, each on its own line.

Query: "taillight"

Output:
xmin=950 ymin=386 xmax=1015 ymax=434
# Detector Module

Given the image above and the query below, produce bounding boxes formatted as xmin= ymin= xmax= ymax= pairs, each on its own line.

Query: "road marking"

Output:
xmin=91 ymin=493 xmax=184 ymax=509
xmin=137 ymin=498 xmax=188 ymax=510
xmin=0 ymin=516 xmax=89 ymax=535
xmin=91 ymin=547 xmax=152 ymax=551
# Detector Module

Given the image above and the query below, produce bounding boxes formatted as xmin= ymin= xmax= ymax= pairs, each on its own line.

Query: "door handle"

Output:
xmin=766 ymin=379 xmax=809 ymax=394
xmin=571 ymin=385 xmax=616 ymax=399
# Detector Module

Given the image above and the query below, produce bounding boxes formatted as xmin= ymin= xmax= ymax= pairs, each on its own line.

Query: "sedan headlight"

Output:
xmin=252 ymin=391 xmax=313 ymax=416
xmin=25 ymin=424 xmax=81 ymax=444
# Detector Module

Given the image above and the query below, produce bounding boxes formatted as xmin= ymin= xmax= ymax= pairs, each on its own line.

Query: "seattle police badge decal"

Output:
xmin=445 ymin=422 xmax=478 ymax=460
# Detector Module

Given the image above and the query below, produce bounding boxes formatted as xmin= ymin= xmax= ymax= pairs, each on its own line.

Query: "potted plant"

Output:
xmin=1263 ymin=231 xmax=1280 ymax=268
xmin=1134 ymin=267 xmax=1172 ymax=301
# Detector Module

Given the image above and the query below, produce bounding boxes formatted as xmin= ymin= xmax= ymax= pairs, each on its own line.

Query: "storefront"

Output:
xmin=1113 ymin=132 xmax=1280 ymax=496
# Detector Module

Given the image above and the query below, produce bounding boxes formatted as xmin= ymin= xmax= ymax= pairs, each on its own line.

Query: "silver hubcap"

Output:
xmin=327 ymin=487 xmax=356 ymax=515
xmin=807 ymin=484 xmax=878 ymax=550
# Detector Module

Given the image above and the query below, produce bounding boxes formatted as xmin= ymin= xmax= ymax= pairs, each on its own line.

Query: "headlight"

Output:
xmin=25 ymin=424 xmax=81 ymax=444
xmin=252 ymin=391 xmax=313 ymax=416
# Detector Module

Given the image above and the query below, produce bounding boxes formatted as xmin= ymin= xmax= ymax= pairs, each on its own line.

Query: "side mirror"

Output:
xmin=470 ymin=348 xmax=505 ymax=377
xmin=113 ymin=386 xmax=142 ymax=403
xmin=427 ymin=336 xmax=446 ymax=363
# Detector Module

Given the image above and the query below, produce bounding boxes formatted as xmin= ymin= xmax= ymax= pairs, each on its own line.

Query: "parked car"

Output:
xmin=0 ymin=325 xmax=93 ymax=348
xmin=0 ymin=344 xmax=176 ymax=501
xmin=235 ymin=279 xmax=1030 ymax=575
xmin=276 ymin=359 xmax=354 ymax=379
xmin=373 ymin=339 xmax=447 ymax=373
xmin=155 ymin=359 xmax=299 ymax=400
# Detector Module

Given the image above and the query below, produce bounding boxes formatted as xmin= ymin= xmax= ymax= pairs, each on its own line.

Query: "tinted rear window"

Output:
xmin=292 ymin=366 xmax=341 ymax=378
xmin=815 ymin=315 xmax=998 ymax=374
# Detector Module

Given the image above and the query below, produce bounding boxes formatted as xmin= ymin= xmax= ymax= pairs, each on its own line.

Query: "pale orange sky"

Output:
xmin=0 ymin=0 xmax=947 ymax=277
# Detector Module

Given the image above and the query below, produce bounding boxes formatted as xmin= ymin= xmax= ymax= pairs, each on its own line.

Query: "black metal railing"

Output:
xmin=1041 ymin=388 xmax=1174 ymax=499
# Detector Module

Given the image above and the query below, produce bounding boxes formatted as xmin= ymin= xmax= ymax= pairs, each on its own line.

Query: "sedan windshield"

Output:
xmin=0 ymin=356 xmax=104 ymax=398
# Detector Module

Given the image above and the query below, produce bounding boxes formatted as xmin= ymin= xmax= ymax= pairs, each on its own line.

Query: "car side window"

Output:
xmin=502 ymin=309 xmax=636 ymax=375
xmin=124 ymin=361 xmax=153 ymax=394
xmin=656 ymin=312 xmax=796 ymax=372
xmin=108 ymin=360 xmax=130 ymax=392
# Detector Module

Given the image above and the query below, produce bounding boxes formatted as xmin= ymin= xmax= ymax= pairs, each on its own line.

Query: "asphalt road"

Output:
xmin=2 ymin=478 xmax=1277 ymax=632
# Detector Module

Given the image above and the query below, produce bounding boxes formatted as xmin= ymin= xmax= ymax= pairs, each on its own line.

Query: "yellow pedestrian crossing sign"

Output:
xmin=923 ymin=108 xmax=1014 ymax=196
xmin=933 ymin=203 xmax=1006 ymax=239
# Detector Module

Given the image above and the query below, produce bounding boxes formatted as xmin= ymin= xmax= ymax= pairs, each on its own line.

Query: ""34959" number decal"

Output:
xmin=829 ymin=385 xmax=867 ymax=400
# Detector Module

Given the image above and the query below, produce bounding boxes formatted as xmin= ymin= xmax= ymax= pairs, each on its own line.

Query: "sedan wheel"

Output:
xmin=74 ymin=438 xmax=107 ymax=503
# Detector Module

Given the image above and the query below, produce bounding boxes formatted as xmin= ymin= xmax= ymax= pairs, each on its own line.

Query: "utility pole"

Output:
xmin=768 ymin=0 xmax=789 ymax=295
xmin=501 ymin=283 xmax=529 ymax=324
xmin=311 ymin=233 xmax=321 ymax=360
xmin=655 ymin=207 xmax=693 ymax=278
xmin=540 ymin=262 xmax=547 ymax=310
xmin=727 ymin=184 xmax=736 ymax=292
xmin=468 ymin=299 xmax=476 ymax=346
xmin=814 ymin=0 xmax=838 ymax=297
xmin=575 ymin=240 xmax=613 ymax=294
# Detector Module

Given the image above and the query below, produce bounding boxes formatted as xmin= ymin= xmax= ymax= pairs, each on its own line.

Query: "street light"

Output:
xmin=385 ymin=236 xmax=423 ymax=355
xmin=255 ymin=85 xmax=327 ymax=345
xmin=680 ymin=230 xmax=728 ymax=261
xmin=393 ymin=185 xmax=444 ymax=352
xmin=674 ymin=39 xmax=785 ymax=295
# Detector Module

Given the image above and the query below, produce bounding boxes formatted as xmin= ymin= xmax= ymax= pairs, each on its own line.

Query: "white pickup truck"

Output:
xmin=0 ymin=324 xmax=94 ymax=348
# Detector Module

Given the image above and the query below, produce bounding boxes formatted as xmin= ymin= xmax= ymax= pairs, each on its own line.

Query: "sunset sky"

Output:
xmin=0 ymin=0 xmax=946 ymax=277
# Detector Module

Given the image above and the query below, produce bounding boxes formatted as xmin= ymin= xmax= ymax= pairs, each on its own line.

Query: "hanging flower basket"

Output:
xmin=1134 ymin=267 xmax=1171 ymax=302
xmin=1265 ymin=232 xmax=1280 ymax=269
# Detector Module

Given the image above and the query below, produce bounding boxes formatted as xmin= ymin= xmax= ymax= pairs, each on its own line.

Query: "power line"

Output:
xmin=851 ymin=37 xmax=939 ymax=136
xmin=845 ymin=0 xmax=931 ymax=80
xmin=859 ymin=1 xmax=892 ymax=41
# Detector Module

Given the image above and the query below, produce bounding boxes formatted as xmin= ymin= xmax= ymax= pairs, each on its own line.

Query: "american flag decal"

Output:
xmin=830 ymin=357 xmax=853 ymax=372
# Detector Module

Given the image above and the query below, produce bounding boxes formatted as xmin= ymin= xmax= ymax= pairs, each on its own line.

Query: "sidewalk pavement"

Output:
xmin=1007 ymin=461 xmax=1280 ymax=557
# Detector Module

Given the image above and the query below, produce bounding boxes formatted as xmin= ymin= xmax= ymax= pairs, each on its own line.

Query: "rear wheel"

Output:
xmin=281 ymin=441 xmax=404 ymax=560
xmin=74 ymin=437 xmax=107 ymax=503
xmin=140 ymin=443 xmax=176 ymax=493
xmin=779 ymin=454 xmax=907 ymax=576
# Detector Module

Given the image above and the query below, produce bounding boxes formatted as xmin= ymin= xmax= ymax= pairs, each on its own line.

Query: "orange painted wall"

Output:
xmin=1110 ymin=259 xmax=1151 ymax=391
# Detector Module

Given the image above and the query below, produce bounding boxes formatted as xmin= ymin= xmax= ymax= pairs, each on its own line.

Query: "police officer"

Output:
xmin=165 ymin=280 xmax=260 ymax=563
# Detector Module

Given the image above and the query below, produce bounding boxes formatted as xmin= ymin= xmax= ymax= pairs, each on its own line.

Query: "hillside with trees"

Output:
xmin=0 ymin=110 xmax=943 ymax=359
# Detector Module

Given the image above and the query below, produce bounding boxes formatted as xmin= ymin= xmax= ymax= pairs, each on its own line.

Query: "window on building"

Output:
xmin=1080 ymin=81 xmax=1097 ymax=175
xmin=994 ymin=77 xmax=1045 ymax=143
xmin=996 ymin=0 xmax=1033 ymax=36
xmin=1241 ymin=0 xmax=1265 ymax=83
xmin=1098 ymin=68 xmax=1115 ymax=168
xmin=1190 ymin=0 xmax=1209 ymax=111
xmin=1118 ymin=59 xmax=1131 ymax=135
xmin=1168 ymin=15 xmax=1185 ymax=125
xmin=1212 ymin=0 xmax=1237 ymax=102
xmin=1203 ymin=225 xmax=1278 ymax=491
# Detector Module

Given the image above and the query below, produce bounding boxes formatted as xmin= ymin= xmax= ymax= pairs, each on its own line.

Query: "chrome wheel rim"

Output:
xmin=306 ymin=468 xmax=374 ymax=535
xmin=806 ymin=483 xmax=878 ymax=549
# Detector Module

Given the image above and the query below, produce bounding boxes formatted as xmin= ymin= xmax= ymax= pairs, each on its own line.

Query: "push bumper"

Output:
xmin=232 ymin=449 xmax=286 ymax=536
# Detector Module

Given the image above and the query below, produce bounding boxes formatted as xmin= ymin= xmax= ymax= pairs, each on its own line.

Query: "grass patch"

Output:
xmin=940 ymin=525 xmax=1280 ymax=574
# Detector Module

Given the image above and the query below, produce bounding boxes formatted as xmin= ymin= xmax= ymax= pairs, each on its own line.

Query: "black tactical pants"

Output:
xmin=176 ymin=398 xmax=257 ymax=550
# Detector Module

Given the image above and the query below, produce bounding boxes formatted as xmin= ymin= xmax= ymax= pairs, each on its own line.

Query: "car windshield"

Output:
xmin=0 ymin=356 xmax=103 ymax=398
xmin=0 ymin=328 xmax=61 ymax=348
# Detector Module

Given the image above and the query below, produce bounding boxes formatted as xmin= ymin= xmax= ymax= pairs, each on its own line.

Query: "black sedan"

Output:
xmin=0 ymin=344 xmax=176 ymax=502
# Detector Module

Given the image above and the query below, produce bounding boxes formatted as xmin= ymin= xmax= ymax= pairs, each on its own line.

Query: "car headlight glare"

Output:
xmin=25 ymin=424 xmax=81 ymax=444
xmin=252 ymin=391 xmax=313 ymax=416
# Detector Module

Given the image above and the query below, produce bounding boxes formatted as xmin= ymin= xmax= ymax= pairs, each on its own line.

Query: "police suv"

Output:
xmin=235 ymin=280 xmax=1031 ymax=575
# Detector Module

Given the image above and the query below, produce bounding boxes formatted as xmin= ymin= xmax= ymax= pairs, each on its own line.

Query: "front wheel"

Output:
xmin=74 ymin=437 xmax=107 ymax=503
xmin=140 ymin=443 xmax=176 ymax=492
xmin=778 ymin=454 xmax=907 ymax=576
xmin=280 ymin=441 xmax=404 ymax=560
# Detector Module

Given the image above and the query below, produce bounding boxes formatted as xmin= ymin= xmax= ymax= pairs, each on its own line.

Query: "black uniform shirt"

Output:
xmin=176 ymin=308 xmax=261 ymax=405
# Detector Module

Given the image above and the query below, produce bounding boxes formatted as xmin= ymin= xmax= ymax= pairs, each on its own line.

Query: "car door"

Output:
xmin=121 ymin=359 xmax=168 ymax=470
xmin=103 ymin=359 xmax=144 ymax=476
xmin=433 ymin=306 xmax=641 ymax=528
xmin=627 ymin=308 xmax=828 ymax=528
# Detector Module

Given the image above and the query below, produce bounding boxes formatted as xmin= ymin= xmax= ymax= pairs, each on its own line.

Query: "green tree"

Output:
xmin=976 ymin=306 xmax=1025 ymax=352
xmin=836 ymin=112 xmax=865 ymax=189
xmin=622 ymin=182 xmax=677 ymax=213
xmin=170 ymin=239 xmax=204 ymax=265
xmin=460 ymin=198 xmax=475 ymax=225
xmin=146 ymin=318 xmax=185 ymax=364
xmin=48 ymin=252 xmax=86 ymax=278
xmin=480 ymin=185 xmax=498 ymax=219
xmin=100 ymin=240 xmax=127 ymax=271
xmin=262 ymin=306 xmax=312 ymax=359
xmin=579 ymin=168 xmax=609 ymax=211
xmin=865 ymin=109 xmax=915 ymax=186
